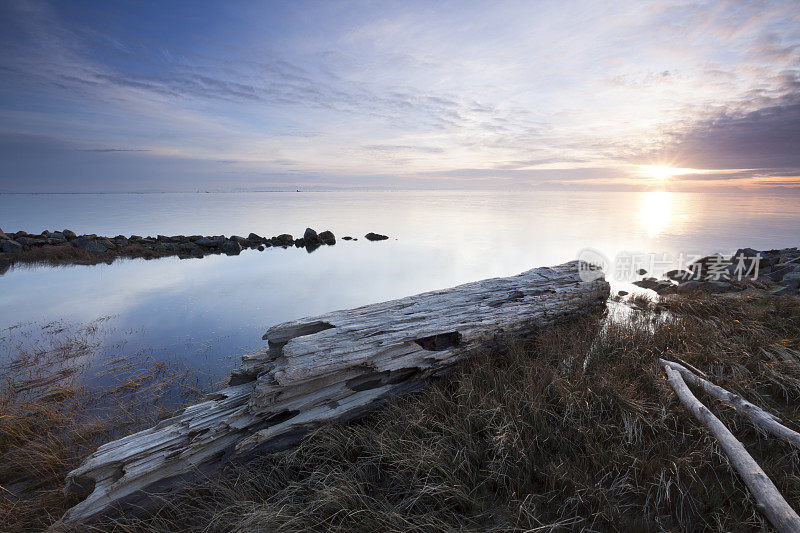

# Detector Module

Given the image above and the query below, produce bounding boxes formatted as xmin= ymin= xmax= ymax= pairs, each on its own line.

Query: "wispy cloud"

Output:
xmin=78 ymin=148 xmax=152 ymax=152
xmin=0 ymin=0 xmax=798 ymax=191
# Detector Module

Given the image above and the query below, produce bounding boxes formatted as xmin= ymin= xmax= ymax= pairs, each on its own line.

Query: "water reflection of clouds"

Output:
xmin=2 ymin=191 xmax=799 ymax=374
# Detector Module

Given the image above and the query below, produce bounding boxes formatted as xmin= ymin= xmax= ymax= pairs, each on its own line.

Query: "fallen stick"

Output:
xmin=57 ymin=261 xmax=609 ymax=526
xmin=660 ymin=358 xmax=800 ymax=448
xmin=663 ymin=363 xmax=800 ymax=533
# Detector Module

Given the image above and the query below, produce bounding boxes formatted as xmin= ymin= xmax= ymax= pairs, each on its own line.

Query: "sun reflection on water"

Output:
xmin=638 ymin=191 xmax=672 ymax=238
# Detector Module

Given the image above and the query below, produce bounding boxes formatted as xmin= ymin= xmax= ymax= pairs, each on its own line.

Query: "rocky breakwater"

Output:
xmin=0 ymin=226 xmax=391 ymax=270
xmin=632 ymin=247 xmax=800 ymax=296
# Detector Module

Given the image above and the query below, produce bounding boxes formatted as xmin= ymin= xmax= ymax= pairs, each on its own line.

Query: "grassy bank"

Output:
xmin=0 ymin=320 xmax=209 ymax=532
xmin=4 ymin=291 xmax=800 ymax=531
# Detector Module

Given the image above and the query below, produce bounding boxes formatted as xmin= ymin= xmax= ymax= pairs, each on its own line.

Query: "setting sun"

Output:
xmin=638 ymin=165 xmax=679 ymax=182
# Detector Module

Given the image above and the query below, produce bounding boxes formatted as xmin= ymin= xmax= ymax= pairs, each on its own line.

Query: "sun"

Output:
xmin=638 ymin=165 xmax=677 ymax=183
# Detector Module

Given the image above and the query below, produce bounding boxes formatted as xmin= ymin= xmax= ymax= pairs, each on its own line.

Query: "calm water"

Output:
xmin=2 ymin=190 xmax=799 ymax=381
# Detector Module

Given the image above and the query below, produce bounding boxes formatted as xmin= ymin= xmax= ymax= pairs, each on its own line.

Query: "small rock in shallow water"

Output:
xmin=71 ymin=237 xmax=110 ymax=254
xmin=303 ymin=228 xmax=319 ymax=245
xmin=617 ymin=290 xmax=629 ymax=296
xmin=342 ymin=236 xmax=353 ymax=241
xmin=318 ymin=230 xmax=335 ymax=245
xmin=273 ymin=234 xmax=293 ymax=246
xmin=220 ymin=240 xmax=242 ymax=255
xmin=637 ymin=268 xmax=647 ymax=275
xmin=195 ymin=236 xmax=225 ymax=247
xmin=365 ymin=232 xmax=388 ymax=241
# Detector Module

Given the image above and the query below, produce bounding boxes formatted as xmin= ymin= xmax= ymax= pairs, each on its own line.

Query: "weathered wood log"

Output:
xmin=663 ymin=363 xmax=800 ymax=533
xmin=58 ymin=261 xmax=609 ymax=525
xmin=660 ymin=358 xmax=800 ymax=448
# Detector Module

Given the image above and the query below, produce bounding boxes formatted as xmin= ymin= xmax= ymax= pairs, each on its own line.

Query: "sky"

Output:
xmin=0 ymin=0 xmax=798 ymax=192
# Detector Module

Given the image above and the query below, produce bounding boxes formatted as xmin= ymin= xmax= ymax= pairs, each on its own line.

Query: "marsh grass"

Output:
xmin=6 ymin=292 xmax=800 ymax=531
xmin=0 ymin=244 xmax=175 ymax=272
xmin=93 ymin=292 xmax=800 ymax=532
xmin=0 ymin=320 xmax=210 ymax=532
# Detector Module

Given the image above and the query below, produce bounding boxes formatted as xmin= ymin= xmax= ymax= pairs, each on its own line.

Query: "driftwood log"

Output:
xmin=58 ymin=261 xmax=609 ymax=525
xmin=660 ymin=358 xmax=800 ymax=448
xmin=663 ymin=363 xmax=800 ymax=533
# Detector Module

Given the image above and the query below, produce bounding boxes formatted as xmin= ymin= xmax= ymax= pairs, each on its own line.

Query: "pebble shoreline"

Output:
xmin=0 ymin=227 xmax=390 ymax=270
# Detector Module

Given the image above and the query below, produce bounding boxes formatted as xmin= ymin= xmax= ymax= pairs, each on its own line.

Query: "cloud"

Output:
xmin=78 ymin=148 xmax=152 ymax=152
xmin=1 ymin=0 xmax=799 ymax=191
xmin=655 ymin=99 xmax=800 ymax=172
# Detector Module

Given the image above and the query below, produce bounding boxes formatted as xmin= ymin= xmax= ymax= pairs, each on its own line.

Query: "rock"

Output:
xmin=342 ymin=236 xmax=353 ymax=241
xmin=365 ymin=232 xmax=388 ymax=241
xmin=318 ymin=230 xmax=335 ymax=245
xmin=617 ymin=290 xmax=629 ymax=296
xmin=178 ymin=242 xmax=199 ymax=253
xmin=17 ymin=236 xmax=44 ymax=246
xmin=71 ymin=237 xmax=110 ymax=254
xmin=195 ymin=236 xmax=225 ymax=247
xmin=2 ymin=239 xmax=24 ymax=253
xmin=247 ymin=233 xmax=263 ymax=246
xmin=729 ymin=247 xmax=763 ymax=277
xmin=156 ymin=235 xmax=171 ymax=243
xmin=657 ymin=284 xmax=678 ymax=295
xmin=637 ymin=268 xmax=647 ymax=275
xmin=221 ymin=240 xmax=242 ymax=255
xmin=13 ymin=231 xmax=29 ymax=239
xmin=0 ymin=227 xmax=9 ymax=240
xmin=129 ymin=235 xmax=142 ymax=241
xmin=303 ymin=228 xmax=320 ymax=245
xmin=781 ymin=272 xmax=800 ymax=291
xmin=294 ymin=238 xmax=306 ymax=247
xmin=273 ymin=234 xmax=293 ymax=246
xmin=666 ymin=269 xmax=693 ymax=282
xmin=633 ymin=277 xmax=662 ymax=290
xmin=97 ymin=237 xmax=116 ymax=249
xmin=257 ymin=245 xmax=265 ymax=251
xmin=230 ymin=235 xmax=248 ymax=246
xmin=768 ymin=263 xmax=799 ymax=282
xmin=62 ymin=230 xmax=77 ymax=240
xmin=654 ymin=282 xmax=677 ymax=294
xmin=187 ymin=235 xmax=203 ymax=242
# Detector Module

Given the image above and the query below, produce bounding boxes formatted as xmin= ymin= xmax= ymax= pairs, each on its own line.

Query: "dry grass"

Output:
xmin=6 ymin=292 xmax=800 ymax=531
xmin=58 ymin=291 xmax=797 ymax=533
xmin=0 ymin=244 xmax=176 ymax=271
xmin=0 ymin=320 xmax=209 ymax=532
